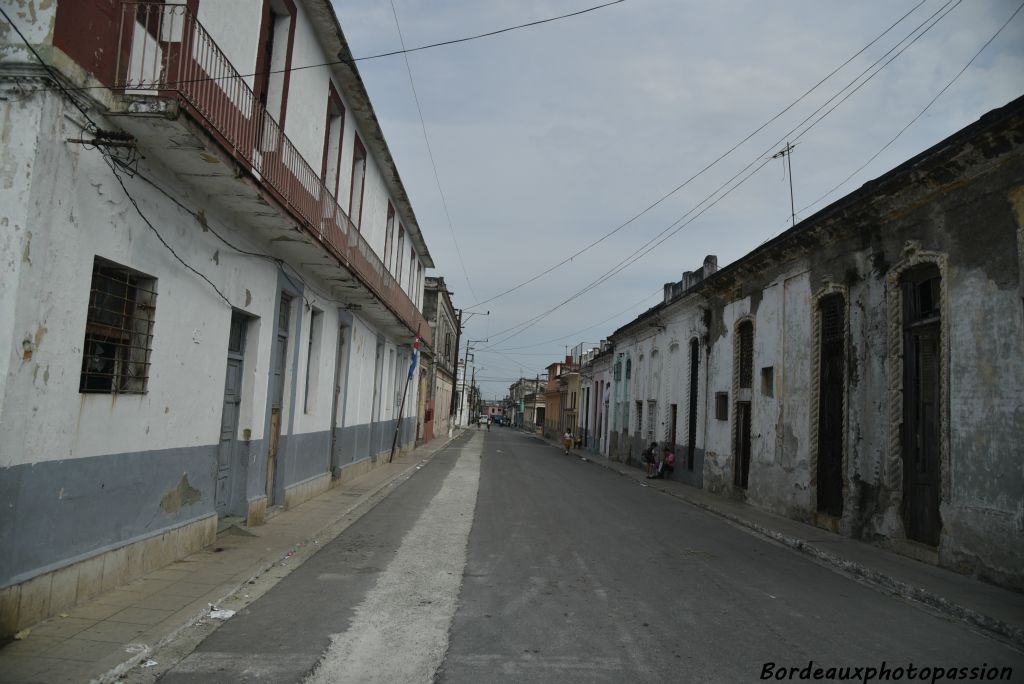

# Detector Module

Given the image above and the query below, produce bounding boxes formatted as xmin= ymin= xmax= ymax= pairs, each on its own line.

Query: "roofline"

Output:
xmin=610 ymin=94 xmax=1024 ymax=339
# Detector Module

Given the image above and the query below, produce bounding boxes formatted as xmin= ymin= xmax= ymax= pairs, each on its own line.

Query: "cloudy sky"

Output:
xmin=332 ymin=0 xmax=1024 ymax=399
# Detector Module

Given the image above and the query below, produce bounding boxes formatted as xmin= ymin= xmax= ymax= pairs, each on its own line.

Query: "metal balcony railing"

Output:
xmin=113 ymin=2 xmax=429 ymax=345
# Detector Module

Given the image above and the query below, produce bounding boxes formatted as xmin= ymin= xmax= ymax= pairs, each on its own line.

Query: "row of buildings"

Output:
xmin=507 ymin=97 xmax=1024 ymax=592
xmin=0 ymin=0 xmax=468 ymax=637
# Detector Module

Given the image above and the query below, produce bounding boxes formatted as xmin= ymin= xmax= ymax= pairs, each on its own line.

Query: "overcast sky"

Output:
xmin=332 ymin=0 xmax=1024 ymax=400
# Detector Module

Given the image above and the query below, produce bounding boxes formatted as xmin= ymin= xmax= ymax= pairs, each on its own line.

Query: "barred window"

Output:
xmin=715 ymin=392 xmax=729 ymax=420
xmin=80 ymin=258 xmax=157 ymax=394
xmin=738 ymin=320 xmax=754 ymax=389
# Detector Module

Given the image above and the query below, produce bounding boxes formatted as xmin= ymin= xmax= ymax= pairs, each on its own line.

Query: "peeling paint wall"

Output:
xmin=702 ymin=109 xmax=1024 ymax=589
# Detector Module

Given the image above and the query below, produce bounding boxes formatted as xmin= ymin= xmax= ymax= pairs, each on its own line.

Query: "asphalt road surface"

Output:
xmin=160 ymin=429 xmax=1023 ymax=683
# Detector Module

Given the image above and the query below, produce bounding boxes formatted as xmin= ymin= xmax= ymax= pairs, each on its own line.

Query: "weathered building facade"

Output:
xmin=422 ymin=277 xmax=458 ymax=442
xmin=580 ymin=344 xmax=612 ymax=453
xmin=598 ymin=98 xmax=1024 ymax=589
xmin=1 ymin=0 xmax=435 ymax=634
xmin=543 ymin=361 xmax=565 ymax=438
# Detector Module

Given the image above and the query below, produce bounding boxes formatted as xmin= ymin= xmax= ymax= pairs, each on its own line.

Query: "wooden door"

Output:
xmin=734 ymin=402 xmax=751 ymax=488
xmin=817 ymin=295 xmax=845 ymax=517
xmin=904 ymin=325 xmax=941 ymax=545
xmin=216 ymin=314 xmax=246 ymax=515
xmin=267 ymin=295 xmax=290 ymax=504
xmin=903 ymin=269 xmax=942 ymax=546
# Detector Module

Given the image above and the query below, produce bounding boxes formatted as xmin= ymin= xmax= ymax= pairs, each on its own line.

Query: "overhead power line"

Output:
xmin=796 ymin=0 xmax=1024 ymax=217
xmin=463 ymin=0 xmax=929 ymax=310
xmin=493 ymin=287 xmax=663 ymax=352
xmin=0 ymin=5 xmax=99 ymax=130
xmin=389 ymin=0 xmax=478 ymax=304
xmin=482 ymin=0 xmax=962 ymax=350
xmin=16 ymin=0 xmax=626 ymax=96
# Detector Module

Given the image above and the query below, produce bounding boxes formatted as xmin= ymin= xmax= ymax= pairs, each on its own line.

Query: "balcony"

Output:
xmin=108 ymin=2 xmax=430 ymax=345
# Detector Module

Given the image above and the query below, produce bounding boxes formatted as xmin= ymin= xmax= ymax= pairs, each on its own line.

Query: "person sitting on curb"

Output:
xmin=649 ymin=447 xmax=676 ymax=479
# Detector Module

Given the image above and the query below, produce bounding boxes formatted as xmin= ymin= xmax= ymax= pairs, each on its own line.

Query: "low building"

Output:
xmin=580 ymin=342 xmax=613 ymax=453
xmin=599 ymin=97 xmax=1024 ymax=589
xmin=508 ymin=377 xmax=542 ymax=427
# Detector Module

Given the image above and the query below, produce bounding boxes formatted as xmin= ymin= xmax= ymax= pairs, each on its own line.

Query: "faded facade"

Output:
xmin=507 ymin=377 xmax=542 ymax=427
xmin=595 ymin=99 xmax=1024 ymax=589
xmin=580 ymin=343 xmax=612 ymax=454
xmin=422 ymin=277 xmax=458 ymax=442
xmin=0 ymin=0 xmax=435 ymax=635
xmin=543 ymin=362 xmax=564 ymax=437
xmin=606 ymin=258 xmax=717 ymax=486
xmin=560 ymin=368 xmax=580 ymax=438
xmin=586 ymin=343 xmax=613 ymax=452
xmin=699 ymin=99 xmax=1024 ymax=589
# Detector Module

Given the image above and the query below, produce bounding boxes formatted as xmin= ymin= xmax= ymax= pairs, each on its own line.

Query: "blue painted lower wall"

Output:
xmin=0 ymin=416 xmax=419 ymax=588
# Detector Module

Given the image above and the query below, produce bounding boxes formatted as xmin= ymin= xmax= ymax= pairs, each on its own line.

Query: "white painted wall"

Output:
xmin=196 ymin=0 xmax=262 ymax=90
xmin=0 ymin=96 xmax=282 ymax=466
xmin=0 ymin=86 xmax=420 ymax=469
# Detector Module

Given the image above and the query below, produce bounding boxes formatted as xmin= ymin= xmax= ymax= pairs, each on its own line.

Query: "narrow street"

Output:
xmin=152 ymin=430 xmax=1022 ymax=683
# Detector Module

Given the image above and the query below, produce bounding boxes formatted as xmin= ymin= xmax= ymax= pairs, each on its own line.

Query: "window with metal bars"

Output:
xmin=738 ymin=320 xmax=754 ymax=388
xmin=820 ymin=294 xmax=845 ymax=343
xmin=80 ymin=258 xmax=157 ymax=394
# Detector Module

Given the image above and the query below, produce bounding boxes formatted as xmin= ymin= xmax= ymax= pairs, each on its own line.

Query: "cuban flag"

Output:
xmin=408 ymin=334 xmax=420 ymax=380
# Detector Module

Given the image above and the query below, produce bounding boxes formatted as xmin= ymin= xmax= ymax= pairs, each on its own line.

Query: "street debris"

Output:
xmin=125 ymin=644 xmax=148 ymax=654
xmin=13 ymin=628 xmax=30 ymax=640
xmin=141 ymin=660 xmax=158 ymax=668
xmin=208 ymin=604 xmax=236 ymax=620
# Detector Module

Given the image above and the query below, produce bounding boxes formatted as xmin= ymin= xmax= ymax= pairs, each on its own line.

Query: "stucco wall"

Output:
xmin=0 ymin=86 xmax=421 ymax=590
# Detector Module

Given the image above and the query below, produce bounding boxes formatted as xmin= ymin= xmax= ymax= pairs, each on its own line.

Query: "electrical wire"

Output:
xmin=480 ymin=0 xmax=962 ymax=349
xmin=795 ymin=0 xmax=1024 ymax=219
xmin=105 ymin=156 xmax=333 ymax=310
xmin=463 ymin=0 xmax=931 ymax=310
xmin=0 ymin=5 xmax=99 ymax=131
xmin=105 ymin=157 xmax=234 ymax=308
xmin=389 ymin=0 xmax=478 ymax=304
xmin=14 ymin=0 xmax=626 ymax=97
xmin=493 ymin=287 xmax=663 ymax=352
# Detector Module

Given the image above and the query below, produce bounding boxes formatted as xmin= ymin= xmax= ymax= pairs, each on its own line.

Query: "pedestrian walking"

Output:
xmin=563 ymin=430 xmax=573 ymax=455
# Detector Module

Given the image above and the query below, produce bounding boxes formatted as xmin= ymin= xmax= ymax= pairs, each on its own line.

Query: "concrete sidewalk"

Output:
xmin=535 ymin=432 xmax=1024 ymax=649
xmin=0 ymin=432 xmax=464 ymax=684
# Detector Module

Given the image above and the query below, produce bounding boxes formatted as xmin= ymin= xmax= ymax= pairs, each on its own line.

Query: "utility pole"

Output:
xmin=459 ymin=337 xmax=488 ymax=428
xmin=447 ymin=308 xmax=463 ymax=438
xmin=772 ymin=142 xmax=797 ymax=228
xmin=469 ymin=364 xmax=477 ymax=425
xmin=450 ymin=312 xmax=487 ymax=432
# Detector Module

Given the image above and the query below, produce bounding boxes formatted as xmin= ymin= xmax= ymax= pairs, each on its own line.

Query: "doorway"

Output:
xmin=902 ymin=267 xmax=942 ymax=546
xmin=266 ymin=293 xmax=291 ymax=503
xmin=816 ymin=294 xmax=845 ymax=517
xmin=734 ymin=320 xmax=754 ymax=489
xmin=330 ymin=324 xmax=348 ymax=477
xmin=215 ymin=312 xmax=246 ymax=516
